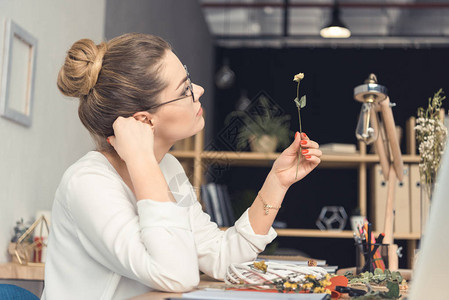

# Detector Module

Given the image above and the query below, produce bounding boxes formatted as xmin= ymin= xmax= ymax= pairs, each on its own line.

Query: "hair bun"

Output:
xmin=57 ymin=39 xmax=107 ymax=98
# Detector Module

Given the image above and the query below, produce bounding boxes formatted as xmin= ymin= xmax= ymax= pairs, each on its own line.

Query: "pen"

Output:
xmin=376 ymin=233 xmax=385 ymax=244
xmin=361 ymin=232 xmax=386 ymax=271
xmin=375 ymin=233 xmax=386 ymax=269
xmin=367 ymin=223 xmax=372 ymax=272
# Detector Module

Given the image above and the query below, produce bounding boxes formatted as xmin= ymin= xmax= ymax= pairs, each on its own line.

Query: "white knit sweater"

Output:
xmin=41 ymin=151 xmax=276 ymax=300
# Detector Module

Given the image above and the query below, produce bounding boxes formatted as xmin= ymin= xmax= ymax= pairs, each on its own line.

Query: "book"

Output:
xmin=319 ymin=143 xmax=357 ymax=154
xmin=220 ymin=185 xmax=235 ymax=227
xmin=206 ymin=183 xmax=224 ymax=226
xmin=257 ymin=255 xmax=326 ymax=266
xmin=201 ymin=185 xmax=215 ymax=222
xmin=217 ymin=184 xmax=231 ymax=227
xmin=257 ymin=255 xmax=337 ymax=273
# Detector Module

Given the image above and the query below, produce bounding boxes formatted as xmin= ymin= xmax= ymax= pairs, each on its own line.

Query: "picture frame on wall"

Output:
xmin=0 ymin=19 xmax=37 ymax=127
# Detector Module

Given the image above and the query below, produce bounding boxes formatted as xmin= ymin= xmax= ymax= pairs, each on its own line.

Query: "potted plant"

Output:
xmin=225 ymin=94 xmax=292 ymax=153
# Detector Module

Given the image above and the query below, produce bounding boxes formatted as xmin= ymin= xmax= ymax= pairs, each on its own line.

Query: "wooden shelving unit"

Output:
xmin=170 ymin=117 xmax=421 ymax=249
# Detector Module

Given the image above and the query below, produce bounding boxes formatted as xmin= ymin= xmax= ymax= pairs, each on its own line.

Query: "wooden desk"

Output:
xmin=0 ymin=263 xmax=44 ymax=280
xmin=129 ymin=275 xmax=225 ymax=300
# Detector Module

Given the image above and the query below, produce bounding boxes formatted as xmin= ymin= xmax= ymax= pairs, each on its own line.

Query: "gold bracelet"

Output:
xmin=258 ymin=192 xmax=281 ymax=215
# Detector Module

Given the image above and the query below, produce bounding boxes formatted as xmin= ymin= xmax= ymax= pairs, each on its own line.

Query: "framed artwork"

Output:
xmin=0 ymin=19 xmax=37 ymax=127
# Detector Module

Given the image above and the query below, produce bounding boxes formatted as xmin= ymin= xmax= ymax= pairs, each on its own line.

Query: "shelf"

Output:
xmin=0 ymin=263 xmax=44 ymax=280
xmin=169 ymin=150 xmax=196 ymax=159
xmin=171 ymin=150 xmax=420 ymax=168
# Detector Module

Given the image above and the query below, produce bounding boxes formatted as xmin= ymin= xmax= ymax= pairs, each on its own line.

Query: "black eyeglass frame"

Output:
xmin=145 ymin=65 xmax=195 ymax=110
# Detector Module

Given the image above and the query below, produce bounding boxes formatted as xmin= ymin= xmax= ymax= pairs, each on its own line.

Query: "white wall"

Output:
xmin=0 ymin=1 xmax=105 ymax=263
xmin=105 ymin=0 xmax=215 ymax=144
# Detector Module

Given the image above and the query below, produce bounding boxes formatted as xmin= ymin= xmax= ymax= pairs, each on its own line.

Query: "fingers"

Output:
xmin=296 ymin=132 xmax=321 ymax=160
xmin=288 ymin=131 xmax=321 ymax=157
xmin=300 ymin=138 xmax=319 ymax=149
xmin=107 ymin=136 xmax=116 ymax=148
xmin=112 ymin=116 xmax=126 ymax=131
xmin=305 ymin=156 xmax=321 ymax=164
xmin=301 ymin=148 xmax=322 ymax=158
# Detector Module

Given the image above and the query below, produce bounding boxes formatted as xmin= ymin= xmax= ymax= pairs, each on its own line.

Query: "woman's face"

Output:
xmin=153 ymin=50 xmax=205 ymax=144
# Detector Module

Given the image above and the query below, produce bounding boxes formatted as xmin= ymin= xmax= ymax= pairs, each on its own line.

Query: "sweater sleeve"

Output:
xmin=66 ymin=168 xmax=200 ymax=292
xmin=161 ymin=154 xmax=277 ymax=280
xmin=190 ymin=202 xmax=277 ymax=280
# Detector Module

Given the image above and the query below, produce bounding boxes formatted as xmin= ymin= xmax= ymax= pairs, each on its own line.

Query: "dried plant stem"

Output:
xmin=295 ymin=82 xmax=302 ymax=180
xmin=296 ymin=107 xmax=302 ymax=180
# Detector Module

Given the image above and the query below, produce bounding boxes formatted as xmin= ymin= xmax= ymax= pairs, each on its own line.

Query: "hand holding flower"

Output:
xmin=271 ymin=131 xmax=321 ymax=189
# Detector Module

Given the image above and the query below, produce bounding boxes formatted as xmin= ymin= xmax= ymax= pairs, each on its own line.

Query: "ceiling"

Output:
xmin=200 ymin=0 xmax=449 ymax=47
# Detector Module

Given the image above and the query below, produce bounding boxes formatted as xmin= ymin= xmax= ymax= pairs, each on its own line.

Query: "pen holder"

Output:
xmin=355 ymin=243 xmax=389 ymax=274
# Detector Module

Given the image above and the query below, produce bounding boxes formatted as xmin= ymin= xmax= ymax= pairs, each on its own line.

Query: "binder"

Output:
xmin=371 ymin=164 xmax=411 ymax=233
xmin=409 ymin=164 xmax=422 ymax=234
xmin=394 ymin=165 xmax=410 ymax=233
xmin=206 ymin=183 xmax=224 ymax=226
xmin=371 ymin=164 xmax=388 ymax=232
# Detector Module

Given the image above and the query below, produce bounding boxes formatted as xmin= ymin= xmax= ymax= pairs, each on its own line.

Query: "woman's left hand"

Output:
xmin=271 ymin=132 xmax=322 ymax=190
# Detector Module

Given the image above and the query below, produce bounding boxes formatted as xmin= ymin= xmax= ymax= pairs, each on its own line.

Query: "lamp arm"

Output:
xmin=379 ymin=97 xmax=404 ymax=181
xmin=372 ymin=105 xmax=390 ymax=181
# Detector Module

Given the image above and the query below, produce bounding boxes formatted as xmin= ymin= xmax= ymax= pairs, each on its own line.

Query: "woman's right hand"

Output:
xmin=107 ymin=116 xmax=155 ymax=163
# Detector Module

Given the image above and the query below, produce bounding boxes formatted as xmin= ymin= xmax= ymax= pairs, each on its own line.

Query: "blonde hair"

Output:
xmin=57 ymin=33 xmax=171 ymax=150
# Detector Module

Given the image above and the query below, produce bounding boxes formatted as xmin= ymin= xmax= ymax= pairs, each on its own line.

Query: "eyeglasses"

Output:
xmin=146 ymin=65 xmax=195 ymax=110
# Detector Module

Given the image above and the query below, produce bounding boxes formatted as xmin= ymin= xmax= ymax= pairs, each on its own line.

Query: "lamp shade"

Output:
xmin=320 ymin=4 xmax=351 ymax=38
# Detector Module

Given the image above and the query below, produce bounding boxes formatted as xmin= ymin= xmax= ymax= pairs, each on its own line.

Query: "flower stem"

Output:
xmin=295 ymin=81 xmax=302 ymax=180
xmin=296 ymin=109 xmax=302 ymax=180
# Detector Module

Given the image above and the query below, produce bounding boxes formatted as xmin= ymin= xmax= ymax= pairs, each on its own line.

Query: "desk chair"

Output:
xmin=0 ymin=284 xmax=39 ymax=300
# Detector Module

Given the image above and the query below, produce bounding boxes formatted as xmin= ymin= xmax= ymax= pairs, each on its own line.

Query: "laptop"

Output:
xmin=408 ymin=137 xmax=449 ymax=299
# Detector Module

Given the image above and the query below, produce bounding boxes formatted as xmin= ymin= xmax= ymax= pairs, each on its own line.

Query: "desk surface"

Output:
xmin=129 ymin=275 xmax=225 ymax=300
xmin=130 ymin=271 xmax=412 ymax=300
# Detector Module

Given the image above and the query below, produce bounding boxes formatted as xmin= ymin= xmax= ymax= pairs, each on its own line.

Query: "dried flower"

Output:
xmin=308 ymin=259 xmax=317 ymax=267
xmin=293 ymin=72 xmax=307 ymax=180
xmin=293 ymin=73 xmax=304 ymax=82
xmin=302 ymin=282 xmax=313 ymax=290
xmin=253 ymin=260 xmax=268 ymax=273
xmin=415 ymin=89 xmax=447 ymax=200
xmin=225 ymin=263 xmax=333 ymax=295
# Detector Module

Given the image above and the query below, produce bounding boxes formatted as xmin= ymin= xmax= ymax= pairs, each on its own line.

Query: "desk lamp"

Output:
xmin=354 ymin=74 xmax=404 ymax=270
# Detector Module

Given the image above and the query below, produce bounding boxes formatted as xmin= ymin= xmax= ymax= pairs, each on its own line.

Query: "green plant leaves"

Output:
xmin=385 ymin=281 xmax=400 ymax=298
xmin=294 ymin=96 xmax=307 ymax=109
xmin=299 ymin=95 xmax=306 ymax=108
xmin=374 ymin=268 xmax=383 ymax=276
xmin=345 ymin=269 xmax=403 ymax=299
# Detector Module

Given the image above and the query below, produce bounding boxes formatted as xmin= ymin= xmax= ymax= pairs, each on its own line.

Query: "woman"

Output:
xmin=42 ymin=33 xmax=321 ymax=299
